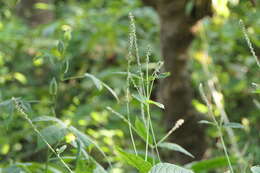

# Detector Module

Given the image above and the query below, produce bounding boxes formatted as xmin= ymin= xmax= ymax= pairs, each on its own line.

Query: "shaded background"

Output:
xmin=0 ymin=0 xmax=259 ymax=172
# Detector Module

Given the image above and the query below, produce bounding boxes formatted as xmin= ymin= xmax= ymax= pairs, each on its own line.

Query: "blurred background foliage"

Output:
xmin=0 ymin=0 xmax=259 ymax=172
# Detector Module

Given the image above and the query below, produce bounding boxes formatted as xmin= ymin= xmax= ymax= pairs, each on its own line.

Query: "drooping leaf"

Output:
xmin=85 ymin=73 xmax=119 ymax=102
xmin=117 ymin=148 xmax=152 ymax=173
xmin=102 ymin=82 xmax=119 ymax=102
xmin=85 ymin=73 xmax=103 ymax=90
xmin=147 ymin=100 xmax=165 ymax=109
xmin=149 ymin=163 xmax=194 ymax=173
xmin=158 ymin=142 xmax=194 ymax=158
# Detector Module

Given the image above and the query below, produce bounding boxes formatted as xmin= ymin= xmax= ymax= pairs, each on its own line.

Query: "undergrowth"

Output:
xmin=0 ymin=13 xmax=259 ymax=173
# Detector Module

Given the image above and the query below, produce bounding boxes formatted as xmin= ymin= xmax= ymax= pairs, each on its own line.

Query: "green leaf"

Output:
xmin=190 ymin=156 xmax=237 ymax=172
xmin=49 ymin=77 xmax=58 ymax=95
xmin=156 ymin=72 xmax=170 ymax=79
xmin=198 ymin=120 xmax=215 ymax=126
xmin=76 ymin=159 xmax=96 ymax=173
xmin=132 ymin=94 xmax=147 ymax=104
xmin=147 ymin=100 xmax=165 ymax=109
xmin=102 ymin=82 xmax=119 ymax=102
xmin=85 ymin=73 xmax=119 ymax=102
xmin=149 ymin=163 xmax=194 ymax=173
xmin=223 ymin=122 xmax=244 ymax=129
xmin=57 ymin=40 xmax=65 ymax=54
xmin=158 ymin=142 xmax=194 ymax=158
xmin=69 ymin=126 xmax=92 ymax=147
xmin=85 ymin=73 xmax=103 ymax=90
xmin=37 ymin=124 xmax=67 ymax=149
xmin=2 ymin=165 xmax=25 ymax=173
xmin=192 ymin=100 xmax=208 ymax=114
xmin=56 ymin=145 xmax=67 ymax=155
xmin=135 ymin=118 xmax=153 ymax=144
xmin=117 ymin=148 xmax=152 ymax=173
xmin=251 ymin=166 xmax=260 ymax=173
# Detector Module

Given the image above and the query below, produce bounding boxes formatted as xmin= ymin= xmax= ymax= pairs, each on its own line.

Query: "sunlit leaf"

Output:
xmin=117 ymin=148 xmax=152 ymax=173
xmin=158 ymin=142 xmax=194 ymax=158
xmin=147 ymin=100 xmax=165 ymax=109
xmin=149 ymin=163 xmax=194 ymax=173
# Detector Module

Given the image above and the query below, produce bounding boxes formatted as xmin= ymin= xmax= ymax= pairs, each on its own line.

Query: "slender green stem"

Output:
xmin=126 ymin=31 xmax=137 ymax=155
xmin=219 ymin=128 xmax=234 ymax=173
xmin=199 ymin=86 xmax=234 ymax=173
xmin=45 ymin=148 xmax=49 ymax=173
xmin=12 ymin=97 xmax=74 ymax=173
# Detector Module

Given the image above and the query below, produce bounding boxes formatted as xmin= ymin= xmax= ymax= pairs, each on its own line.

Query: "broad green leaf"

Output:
xmin=37 ymin=124 xmax=67 ymax=149
xmin=190 ymin=156 xmax=237 ymax=172
xmin=117 ymin=148 xmax=152 ymax=173
xmin=251 ymin=166 xmax=260 ymax=173
xmin=158 ymin=142 xmax=194 ymax=158
xmin=32 ymin=116 xmax=65 ymax=126
xmin=149 ymin=163 xmax=194 ymax=173
xmin=2 ymin=166 xmax=26 ymax=173
xmin=224 ymin=122 xmax=244 ymax=129
xmin=147 ymin=100 xmax=165 ymax=109
xmin=135 ymin=118 xmax=153 ymax=144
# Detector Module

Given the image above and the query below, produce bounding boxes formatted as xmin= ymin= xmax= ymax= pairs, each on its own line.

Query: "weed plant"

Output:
xmin=0 ymin=14 xmax=259 ymax=173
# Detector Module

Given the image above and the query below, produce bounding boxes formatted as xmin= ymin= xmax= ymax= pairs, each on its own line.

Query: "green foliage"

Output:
xmin=0 ymin=0 xmax=259 ymax=172
xmin=189 ymin=156 xmax=237 ymax=172
xmin=251 ymin=166 xmax=260 ymax=173
xmin=116 ymin=148 xmax=152 ymax=173
xmin=149 ymin=163 xmax=194 ymax=173
xmin=158 ymin=142 xmax=194 ymax=159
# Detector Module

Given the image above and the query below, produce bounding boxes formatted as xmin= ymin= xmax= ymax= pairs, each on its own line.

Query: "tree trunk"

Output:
xmin=142 ymin=0 xmax=211 ymax=164
xmin=17 ymin=0 xmax=54 ymax=26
